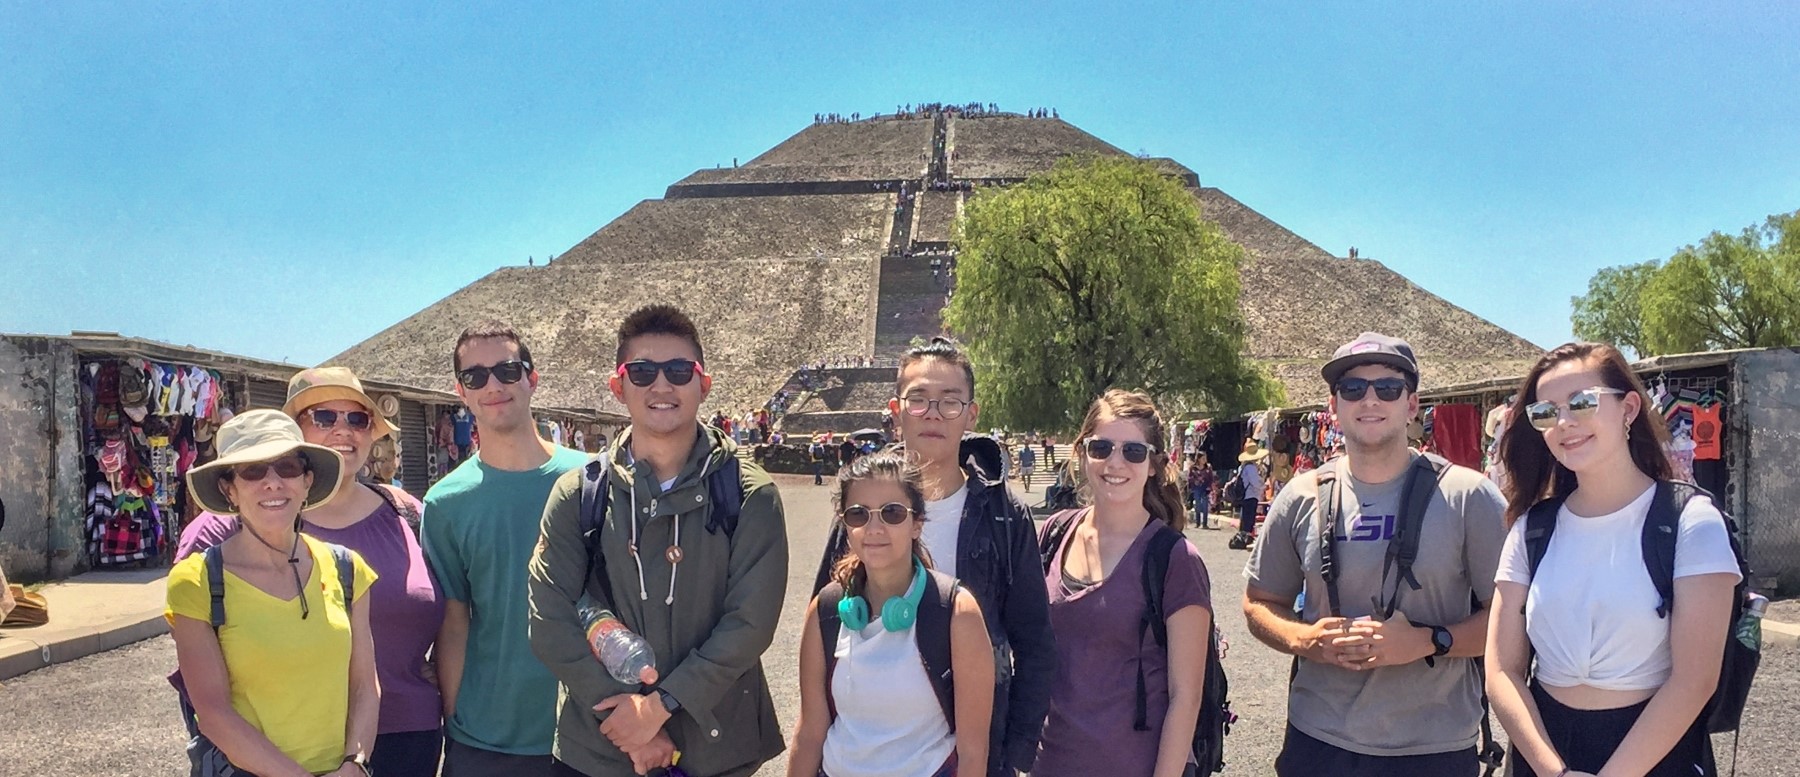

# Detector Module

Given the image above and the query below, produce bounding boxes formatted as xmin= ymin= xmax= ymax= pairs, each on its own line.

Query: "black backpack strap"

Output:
xmin=579 ymin=452 xmax=615 ymax=606
xmin=1379 ymin=454 xmax=1448 ymax=618
xmin=372 ymin=484 xmax=421 ymax=537
xmin=1135 ymin=524 xmax=1184 ymax=732
xmin=1038 ymin=508 xmax=1084 ymax=569
xmin=914 ymin=570 xmax=960 ymax=734
xmin=704 ymin=457 xmax=745 ymax=536
xmin=330 ymin=543 xmax=357 ymax=609
xmin=1313 ymin=461 xmax=1343 ymax=618
xmin=1643 ymin=480 xmax=1696 ymax=619
xmin=817 ymin=582 xmax=846 ymax=722
xmin=204 ymin=545 xmax=226 ymax=631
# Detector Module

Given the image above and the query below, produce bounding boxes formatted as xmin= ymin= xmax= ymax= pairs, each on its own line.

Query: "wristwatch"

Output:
xmin=656 ymin=688 xmax=683 ymax=714
xmin=1426 ymin=624 xmax=1453 ymax=667
xmin=342 ymin=753 xmax=371 ymax=776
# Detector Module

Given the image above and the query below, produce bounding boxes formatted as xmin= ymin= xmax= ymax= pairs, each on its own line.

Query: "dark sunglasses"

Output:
xmin=840 ymin=502 xmax=915 ymax=528
xmin=305 ymin=408 xmax=372 ymax=431
xmin=1335 ymin=377 xmax=1408 ymax=402
xmin=618 ymin=359 xmax=703 ymax=387
xmin=457 ymin=360 xmax=532 ymax=390
xmin=1083 ymin=438 xmax=1155 ymax=464
xmin=1526 ymin=387 xmax=1627 ymax=431
xmin=225 ymin=456 xmax=308 ymax=482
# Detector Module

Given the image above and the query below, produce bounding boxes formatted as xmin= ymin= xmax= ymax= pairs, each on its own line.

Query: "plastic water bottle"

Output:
xmin=579 ymin=604 xmax=658 ymax=685
xmin=1736 ymin=593 xmax=1769 ymax=650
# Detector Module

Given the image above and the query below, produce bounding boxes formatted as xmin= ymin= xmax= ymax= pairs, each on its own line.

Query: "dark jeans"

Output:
xmin=1275 ymin=724 xmax=1478 ymax=777
xmin=1508 ymin=681 xmax=1716 ymax=777
xmin=443 ymin=738 xmax=555 ymax=777
xmin=372 ymin=728 xmax=442 ymax=777
xmin=554 ymin=758 xmax=764 ymax=777
xmin=1238 ymin=498 xmax=1259 ymax=535
xmin=813 ymin=461 xmax=824 ymax=485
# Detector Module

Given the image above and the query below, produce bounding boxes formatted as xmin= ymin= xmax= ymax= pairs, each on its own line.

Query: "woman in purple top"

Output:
xmin=178 ymin=367 xmax=446 ymax=777
xmin=1036 ymin=390 xmax=1213 ymax=777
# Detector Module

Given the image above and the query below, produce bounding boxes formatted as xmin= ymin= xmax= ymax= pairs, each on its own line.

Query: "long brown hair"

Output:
xmin=1075 ymin=389 xmax=1187 ymax=532
xmin=1496 ymin=342 xmax=1674 ymax=526
xmin=829 ymin=452 xmax=935 ymax=592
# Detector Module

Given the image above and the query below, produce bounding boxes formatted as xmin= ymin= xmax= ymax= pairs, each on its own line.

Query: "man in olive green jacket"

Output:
xmin=528 ymin=305 xmax=788 ymax=777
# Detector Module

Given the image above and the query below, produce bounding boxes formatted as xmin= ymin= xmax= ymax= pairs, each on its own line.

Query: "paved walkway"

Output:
xmin=1 ymin=567 xmax=168 ymax=680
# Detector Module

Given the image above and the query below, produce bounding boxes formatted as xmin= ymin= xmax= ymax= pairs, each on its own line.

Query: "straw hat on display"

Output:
xmin=185 ymin=410 xmax=344 ymax=515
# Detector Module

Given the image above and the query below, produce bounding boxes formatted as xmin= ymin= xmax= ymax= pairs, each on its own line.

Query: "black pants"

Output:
xmin=371 ymin=729 xmax=442 ymax=777
xmin=1275 ymin=724 xmax=1478 ymax=777
xmin=1508 ymin=682 xmax=1716 ymax=777
xmin=443 ymin=738 xmax=555 ymax=777
xmin=1238 ymin=498 xmax=1259 ymax=535
xmin=553 ymin=757 xmax=763 ymax=777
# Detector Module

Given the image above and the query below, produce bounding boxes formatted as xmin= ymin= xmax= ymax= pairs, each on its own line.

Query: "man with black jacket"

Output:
xmin=813 ymin=337 xmax=1055 ymax=777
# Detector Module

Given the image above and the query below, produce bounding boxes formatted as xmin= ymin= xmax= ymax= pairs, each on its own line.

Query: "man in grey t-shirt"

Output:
xmin=1242 ymin=332 xmax=1508 ymax=777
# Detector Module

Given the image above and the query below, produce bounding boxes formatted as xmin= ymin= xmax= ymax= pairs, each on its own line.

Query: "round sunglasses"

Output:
xmin=1525 ymin=386 xmax=1627 ymax=431
xmin=1082 ymin=438 xmax=1156 ymax=464
xmin=840 ymin=502 xmax=916 ymax=528
xmin=305 ymin=408 xmax=372 ymax=431
xmin=457 ymin=360 xmax=532 ymax=390
xmin=617 ymin=359 xmax=704 ymax=387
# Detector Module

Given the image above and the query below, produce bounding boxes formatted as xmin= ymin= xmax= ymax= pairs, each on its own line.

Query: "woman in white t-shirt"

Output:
xmin=788 ymin=452 xmax=994 ymax=777
xmin=1486 ymin=342 xmax=1740 ymax=777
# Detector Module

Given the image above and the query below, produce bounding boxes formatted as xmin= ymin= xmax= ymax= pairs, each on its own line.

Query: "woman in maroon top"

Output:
xmin=178 ymin=367 xmax=446 ymax=777
xmin=1036 ymin=390 xmax=1213 ymax=777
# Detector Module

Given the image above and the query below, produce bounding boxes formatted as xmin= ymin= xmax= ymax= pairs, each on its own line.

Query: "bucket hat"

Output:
xmin=184 ymin=409 xmax=343 ymax=515
xmin=283 ymin=366 xmax=398 ymax=439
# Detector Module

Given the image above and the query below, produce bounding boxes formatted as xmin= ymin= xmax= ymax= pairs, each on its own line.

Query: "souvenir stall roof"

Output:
xmin=1414 ymin=348 xmax=1759 ymax=401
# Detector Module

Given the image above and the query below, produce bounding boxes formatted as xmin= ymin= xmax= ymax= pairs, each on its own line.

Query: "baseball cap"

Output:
xmin=1321 ymin=332 xmax=1419 ymax=387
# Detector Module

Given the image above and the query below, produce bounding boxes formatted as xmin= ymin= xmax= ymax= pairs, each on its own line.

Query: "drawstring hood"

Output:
xmin=615 ymin=425 xmax=732 ymax=606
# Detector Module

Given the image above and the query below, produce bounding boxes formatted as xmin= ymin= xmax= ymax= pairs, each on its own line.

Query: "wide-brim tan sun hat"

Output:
xmin=1238 ymin=440 xmax=1271 ymax=463
xmin=185 ymin=409 xmax=344 ymax=515
xmin=282 ymin=366 xmax=399 ymax=439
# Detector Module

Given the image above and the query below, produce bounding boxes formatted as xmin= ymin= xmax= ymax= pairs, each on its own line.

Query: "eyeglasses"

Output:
xmin=1083 ymin=438 xmax=1156 ymax=464
xmin=305 ymin=408 xmax=372 ymax=431
xmin=840 ymin=502 xmax=915 ymax=528
xmin=457 ymin=360 xmax=532 ymax=390
xmin=225 ymin=456 xmax=308 ymax=482
xmin=1526 ymin=387 xmax=1627 ymax=431
xmin=900 ymin=396 xmax=969 ymax=418
xmin=1335 ymin=377 xmax=1408 ymax=402
xmin=618 ymin=359 xmax=704 ymax=387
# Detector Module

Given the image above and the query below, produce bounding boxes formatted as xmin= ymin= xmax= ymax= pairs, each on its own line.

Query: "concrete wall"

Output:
xmin=0 ymin=337 xmax=83 ymax=582
xmin=1739 ymin=348 xmax=1800 ymax=592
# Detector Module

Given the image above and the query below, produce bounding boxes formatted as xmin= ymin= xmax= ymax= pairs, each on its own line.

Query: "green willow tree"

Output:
xmin=1573 ymin=212 xmax=1799 ymax=356
xmin=943 ymin=156 xmax=1278 ymax=432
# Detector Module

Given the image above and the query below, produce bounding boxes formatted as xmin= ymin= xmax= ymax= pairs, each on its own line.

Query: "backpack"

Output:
xmin=1221 ymin=474 xmax=1245 ymax=504
xmin=1039 ymin=509 xmax=1235 ymax=774
xmin=1521 ymin=481 xmax=1759 ymax=735
xmin=1312 ymin=454 xmax=1506 ymax=775
xmin=371 ymin=483 xmax=422 ymax=537
xmin=815 ymin=571 xmax=961 ymax=730
xmin=577 ymin=451 xmax=745 ymax=606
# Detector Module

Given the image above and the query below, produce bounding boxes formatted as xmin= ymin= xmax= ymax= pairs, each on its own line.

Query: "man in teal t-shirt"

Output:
xmin=423 ymin=322 xmax=590 ymax=776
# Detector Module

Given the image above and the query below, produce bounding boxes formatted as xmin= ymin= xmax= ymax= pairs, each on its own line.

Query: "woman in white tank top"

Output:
xmin=1486 ymin=343 xmax=1740 ymax=777
xmin=787 ymin=453 xmax=994 ymax=777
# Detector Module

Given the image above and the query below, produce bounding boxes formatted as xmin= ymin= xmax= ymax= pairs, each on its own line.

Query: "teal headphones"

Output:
xmin=839 ymin=559 xmax=929 ymax=632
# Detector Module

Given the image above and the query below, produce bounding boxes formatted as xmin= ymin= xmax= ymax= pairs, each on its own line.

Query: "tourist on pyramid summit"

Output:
xmin=1034 ymin=390 xmax=1213 ymax=777
xmin=528 ymin=304 xmax=788 ymax=777
xmin=1487 ymin=343 xmax=1739 ymax=777
xmin=421 ymin=322 xmax=590 ymax=776
xmin=177 ymin=366 xmax=444 ymax=777
xmin=1242 ymin=332 xmax=1509 ymax=777
xmin=813 ymin=336 xmax=1056 ymax=777
xmin=787 ymin=452 xmax=995 ymax=777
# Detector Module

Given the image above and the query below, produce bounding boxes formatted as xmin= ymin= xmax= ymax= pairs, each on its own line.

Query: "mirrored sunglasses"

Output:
xmin=1083 ymin=438 xmax=1155 ymax=463
xmin=457 ymin=360 xmax=531 ymax=390
xmin=840 ymin=502 xmax=915 ymax=528
xmin=306 ymin=408 xmax=372 ymax=431
xmin=1335 ymin=377 xmax=1408 ymax=402
xmin=1526 ymin=387 xmax=1627 ymax=431
xmin=619 ymin=359 xmax=702 ymax=387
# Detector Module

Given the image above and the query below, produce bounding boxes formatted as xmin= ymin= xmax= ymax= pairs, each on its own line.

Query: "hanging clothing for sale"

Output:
xmin=1692 ymin=402 xmax=1723 ymax=461
xmin=1429 ymin=404 xmax=1484 ymax=470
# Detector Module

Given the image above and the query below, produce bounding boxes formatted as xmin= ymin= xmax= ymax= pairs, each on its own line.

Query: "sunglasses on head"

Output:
xmin=226 ymin=456 xmax=308 ymax=482
xmin=457 ymin=360 xmax=531 ymax=390
xmin=618 ymin=359 xmax=704 ymax=387
xmin=306 ymin=408 xmax=372 ymax=431
xmin=1526 ymin=386 xmax=1627 ymax=431
xmin=840 ymin=502 xmax=915 ymax=528
xmin=1083 ymin=438 xmax=1155 ymax=464
xmin=1335 ymin=377 xmax=1408 ymax=402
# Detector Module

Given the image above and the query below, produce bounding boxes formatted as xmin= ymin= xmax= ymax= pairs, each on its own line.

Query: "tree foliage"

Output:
xmin=1574 ymin=212 xmax=1800 ymax=357
xmin=942 ymin=156 xmax=1279 ymax=433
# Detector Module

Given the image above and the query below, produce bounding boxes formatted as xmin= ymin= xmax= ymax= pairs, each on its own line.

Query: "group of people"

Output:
xmin=165 ymin=316 xmax=1747 ymax=777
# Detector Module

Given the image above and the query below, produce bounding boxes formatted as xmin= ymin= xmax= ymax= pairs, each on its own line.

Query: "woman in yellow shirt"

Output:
xmin=168 ymin=409 xmax=380 ymax=776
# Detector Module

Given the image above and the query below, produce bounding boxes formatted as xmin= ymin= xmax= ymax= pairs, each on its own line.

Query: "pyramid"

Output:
xmin=329 ymin=108 xmax=1540 ymax=417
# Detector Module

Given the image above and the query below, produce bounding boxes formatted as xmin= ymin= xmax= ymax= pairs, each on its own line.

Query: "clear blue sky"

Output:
xmin=5 ymin=2 xmax=1797 ymax=365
